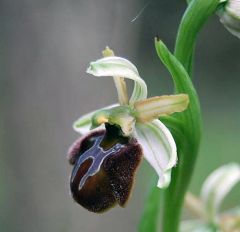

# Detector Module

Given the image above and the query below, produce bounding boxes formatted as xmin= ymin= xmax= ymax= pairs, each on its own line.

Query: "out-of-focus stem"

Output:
xmin=174 ymin=0 xmax=220 ymax=76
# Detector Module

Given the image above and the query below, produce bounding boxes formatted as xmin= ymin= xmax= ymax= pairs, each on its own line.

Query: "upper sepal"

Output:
xmin=86 ymin=56 xmax=147 ymax=105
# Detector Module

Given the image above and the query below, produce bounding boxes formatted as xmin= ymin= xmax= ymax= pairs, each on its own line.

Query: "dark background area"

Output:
xmin=0 ymin=0 xmax=239 ymax=231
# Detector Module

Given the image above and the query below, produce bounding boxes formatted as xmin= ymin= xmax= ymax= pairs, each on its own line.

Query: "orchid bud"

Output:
xmin=219 ymin=0 xmax=240 ymax=39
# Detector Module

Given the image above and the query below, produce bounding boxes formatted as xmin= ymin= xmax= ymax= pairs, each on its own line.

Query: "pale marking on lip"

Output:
xmin=70 ymin=135 xmax=125 ymax=190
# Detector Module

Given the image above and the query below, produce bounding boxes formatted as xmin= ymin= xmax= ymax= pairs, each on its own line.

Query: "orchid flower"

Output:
xmin=182 ymin=163 xmax=240 ymax=232
xmin=67 ymin=47 xmax=189 ymax=213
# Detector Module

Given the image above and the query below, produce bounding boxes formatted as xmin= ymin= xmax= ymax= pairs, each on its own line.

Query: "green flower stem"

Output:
xmin=139 ymin=1 xmax=222 ymax=231
xmin=174 ymin=0 xmax=220 ymax=75
xmin=155 ymin=39 xmax=201 ymax=232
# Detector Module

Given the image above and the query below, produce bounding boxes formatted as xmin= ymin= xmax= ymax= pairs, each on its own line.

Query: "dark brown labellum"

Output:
xmin=67 ymin=124 xmax=142 ymax=213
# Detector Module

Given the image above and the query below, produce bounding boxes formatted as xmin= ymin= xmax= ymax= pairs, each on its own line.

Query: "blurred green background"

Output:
xmin=0 ymin=0 xmax=239 ymax=231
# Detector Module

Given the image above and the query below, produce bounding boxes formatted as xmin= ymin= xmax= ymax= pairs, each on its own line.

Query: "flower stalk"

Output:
xmin=139 ymin=0 xmax=224 ymax=231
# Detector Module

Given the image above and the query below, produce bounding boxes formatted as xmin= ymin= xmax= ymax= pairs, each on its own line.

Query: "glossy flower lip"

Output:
xmin=72 ymin=47 xmax=190 ymax=189
xmin=68 ymin=126 xmax=143 ymax=213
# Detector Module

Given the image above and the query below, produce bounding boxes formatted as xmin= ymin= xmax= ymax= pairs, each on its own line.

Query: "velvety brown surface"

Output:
xmin=68 ymin=125 xmax=143 ymax=213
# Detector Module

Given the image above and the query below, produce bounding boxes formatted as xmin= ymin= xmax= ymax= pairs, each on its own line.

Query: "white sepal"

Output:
xmin=73 ymin=104 xmax=119 ymax=134
xmin=86 ymin=56 xmax=147 ymax=105
xmin=201 ymin=163 xmax=240 ymax=223
xmin=134 ymin=119 xmax=177 ymax=188
xmin=219 ymin=0 xmax=240 ymax=39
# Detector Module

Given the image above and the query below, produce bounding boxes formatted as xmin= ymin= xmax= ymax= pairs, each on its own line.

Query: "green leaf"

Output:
xmin=154 ymin=39 xmax=202 ymax=232
xmin=155 ymin=39 xmax=201 ymax=142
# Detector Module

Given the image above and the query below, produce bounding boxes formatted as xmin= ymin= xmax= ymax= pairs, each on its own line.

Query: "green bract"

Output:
xmin=73 ymin=48 xmax=189 ymax=188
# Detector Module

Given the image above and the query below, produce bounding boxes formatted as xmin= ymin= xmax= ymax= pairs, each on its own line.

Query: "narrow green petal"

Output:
xmin=134 ymin=120 xmax=177 ymax=188
xmin=102 ymin=47 xmax=129 ymax=105
xmin=86 ymin=57 xmax=147 ymax=104
xmin=201 ymin=163 xmax=240 ymax=224
xmin=134 ymin=94 xmax=189 ymax=123
xmin=73 ymin=104 xmax=119 ymax=134
xmin=113 ymin=76 xmax=129 ymax=105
